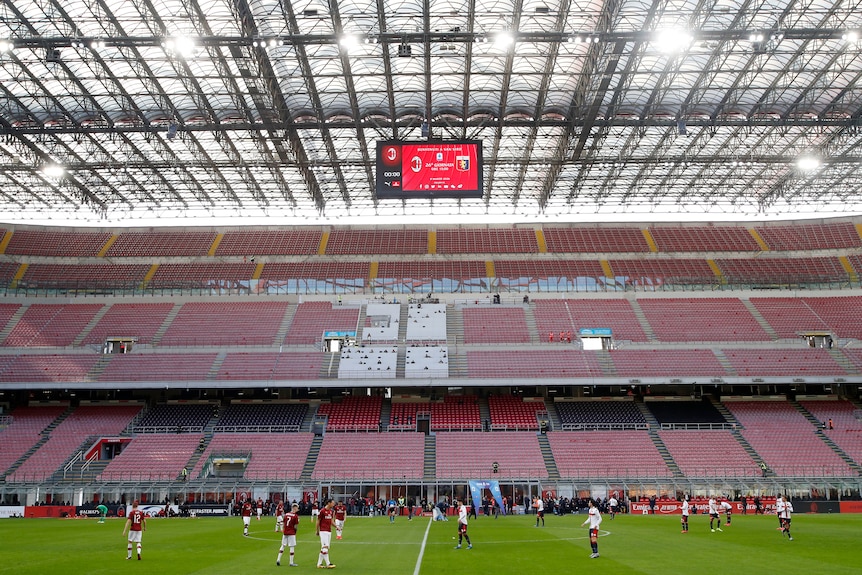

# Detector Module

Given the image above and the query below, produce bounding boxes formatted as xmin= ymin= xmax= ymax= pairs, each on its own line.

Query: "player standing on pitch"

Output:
xmin=274 ymin=500 xmax=285 ymax=533
xmin=334 ymin=500 xmax=347 ymax=540
xmin=454 ymin=499 xmax=472 ymax=549
xmin=680 ymin=495 xmax=690 ymax=534
xmin=277 ymin=502 xmax=301 ymax=567
xmin=242 ymin=499 xmax=253 ymax=537
xmin=316 ymin=499 xmax=336 ymax=569
xmin=581 ymin=499 xmax=602 ymax=558
xmin=122 ymin=500 xmax=146 ymax=561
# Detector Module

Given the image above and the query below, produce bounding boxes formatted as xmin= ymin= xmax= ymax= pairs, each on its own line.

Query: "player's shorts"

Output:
xmin=243 ymin=516 xmax=251 ymax=526
xmin=257 ymin=508 xmax=262 ymax=516
xmin=128 ymin=531 xmax=143 ymax=543
xmin=589 ymin=528 xmax=599 ymax=538
xmin=319 ymin=531 xmax=332 ymax=547
xmin=311 ymin=509 xmax=320 ymax=518
xmin=710 ymin=513 xmax=719 ymax=519
xmin=458 ymin=523 xmax=468 ymax=535
xmin=276 ymin=518 xmax=284 ymax=529
xmin=334 ymin=519 xmax=344 ymax=530
xmin=610 ymin=506 xmax=617 ymax=513
xmin=281 ymin=534 xmax=297 ymax=547
xmin=781 ymin=517 xmax=792 ymax=526
xmin=537 ymin=510 xmax=544 ymax=518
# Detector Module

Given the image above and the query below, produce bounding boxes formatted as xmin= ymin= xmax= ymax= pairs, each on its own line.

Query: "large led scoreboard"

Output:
xmin=376 ymin=140 xmax=484 ymax=199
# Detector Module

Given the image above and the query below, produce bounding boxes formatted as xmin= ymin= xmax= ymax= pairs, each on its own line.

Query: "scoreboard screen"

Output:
xmin=376 ymin=140 xmax=483 ymax=199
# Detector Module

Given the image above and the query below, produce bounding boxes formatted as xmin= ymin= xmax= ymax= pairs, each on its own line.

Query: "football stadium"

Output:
xmin=2 ymin=0 xmax=862 ymax=572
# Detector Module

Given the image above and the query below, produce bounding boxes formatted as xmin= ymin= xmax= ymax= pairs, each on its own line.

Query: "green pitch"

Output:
xmin=1 ymin=512 xmax=860 ymax=574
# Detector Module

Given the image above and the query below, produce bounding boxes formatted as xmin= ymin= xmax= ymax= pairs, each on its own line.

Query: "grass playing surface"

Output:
xmin=1 ymin=511 xmax=859 ymax=574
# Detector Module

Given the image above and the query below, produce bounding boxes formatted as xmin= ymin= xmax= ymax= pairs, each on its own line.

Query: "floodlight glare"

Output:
xmin=797 ymin=157 xmax=821 ymax=171
xmin=339 ymin=34 xmax=359 ymax=49
xmin=42 ymin=164 xmax=65 ymax=178
xmin=494 ymin=32 xmax=515 ymax=49
xmin=655 ymin=30 xmax=693 ymax=53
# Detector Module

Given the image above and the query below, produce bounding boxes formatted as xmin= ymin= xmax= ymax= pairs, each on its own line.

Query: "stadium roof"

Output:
xmin=1 ymin=0 xmax=862 ymax=227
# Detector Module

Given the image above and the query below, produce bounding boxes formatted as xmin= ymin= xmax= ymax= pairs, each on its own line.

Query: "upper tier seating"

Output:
xmin=467 ymin=350 xmax=604 ymax=378
xmin=4 ymin=230 xmax=111 ymax=256
xmin=548 ymin=431 xmax=672 ymax=478
xmin=405 ymin=303 xmax=447 ymax=341
xmin=312 ymin=432 xmax=425 ymax=480
xmin=609 ymin=349 xmax=727 ymax=377
xmin=148 ymin=263 xmax=257 ymax=289
xmin=3 ymin=304 xmax=104 ymax=347
xmin=716 ymin=256 xmax=849 ymax=284
xmin=487 ymin=395 xmax=546 ymax=430
xmin=134 ymin=403 xmax=216 ymax=432
xmin=798 ymin=399 xmax=862 ymax=467
xmin=436 ymin=228 xmax=539 ymax=254
xmin=193 ymin=432 xmax=314 ymax=480
xmin=259 ymin=263 xmax=370 ymax=292
xmin=215 ymin=229 xmax=322 ymax=255
xmin=98 ymin=353 xmax=218 ymax=383
xmin=217 ymin=352 xmax=324 ymax=381
xmin=648 ymin=226 xmax=761 ymax=252
xmin=755 ymin=221 xmax=862 ymax=251
xmin=638 ymin=298 xmax=770 ymax=341
xmin=19 ymin=264 xmax=151 ymax=289
xmin=0 ymin=405 xmax=67 ymax=476
xmin=725 ymin=400 xmax=854 ymax=477
xmin=0 ymin=354 xmax=100 ymax=383
xmin=542 ymin=227 xmax=650 ymax=252
xmin=723 ymin=349 xmax=847 ymax=377
xmin=97 ymin=434 xmax=201 ymax=481
xmin=375 ymin=260 xmax=487 ymax=288
xmin=106 ymin=231 xmax=217 ymax=257
xmin=658 ymin=430 xmax=759 ymax=477
xmin=607 ymin=259 xmax=717 ymax=286
xmin=645 ymin=400 xmax=727 ymax=425
xmin=325 ymin=229 xmax=427 ymax=254
xmin=214 ymin=402 xmax=309 ymax=431
xmin=435 ymin=431 xmax=548 ymax=478
xmin=404 ymin=345 xmax=449 ymax=378
xmin=462 ymin=306 xmax=530 ymax=344
xmin=0 ymin=262 xmax=18 ymax=285
xmin=555 ymin=400 xmax=646 ymax=429
xmin=160 ymin=301 xmax=290 ymax=346
xmin=82 ymin=303 xmax=175 ymax=346
xmin=431 ymin=395 xmax=482 ymax=431
xmin=338 ymin=345 xmax=397 ymax=379
xmin=316 ymin=396 xmax=382 ymax=431
xmin=6 ymin=404 xmax=142 ymax=482
xmin=283 ymin=302 xmax=359 ymax=345
xmin=493 ymin=260 xmax=606 ymax=291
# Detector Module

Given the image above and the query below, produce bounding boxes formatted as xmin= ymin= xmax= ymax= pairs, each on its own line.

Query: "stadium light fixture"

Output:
xmin=339 ymin=34 xmax=359 ymax=49
xmin=654 ymin=30 xmax=693 ymax=53
xmin=162 ymin=35 xmax=197 ymax=58
xmin=41 ymin=163 xmax=65 ymax=178
xmin=493 ymin=31 xmax=515 ymax=49
xmin=796 ymin=156 xmax=821 ymax=171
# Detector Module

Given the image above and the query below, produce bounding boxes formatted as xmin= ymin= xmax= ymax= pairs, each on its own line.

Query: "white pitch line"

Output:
xmin=413 ymin=516 xmax=433 ymax=575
